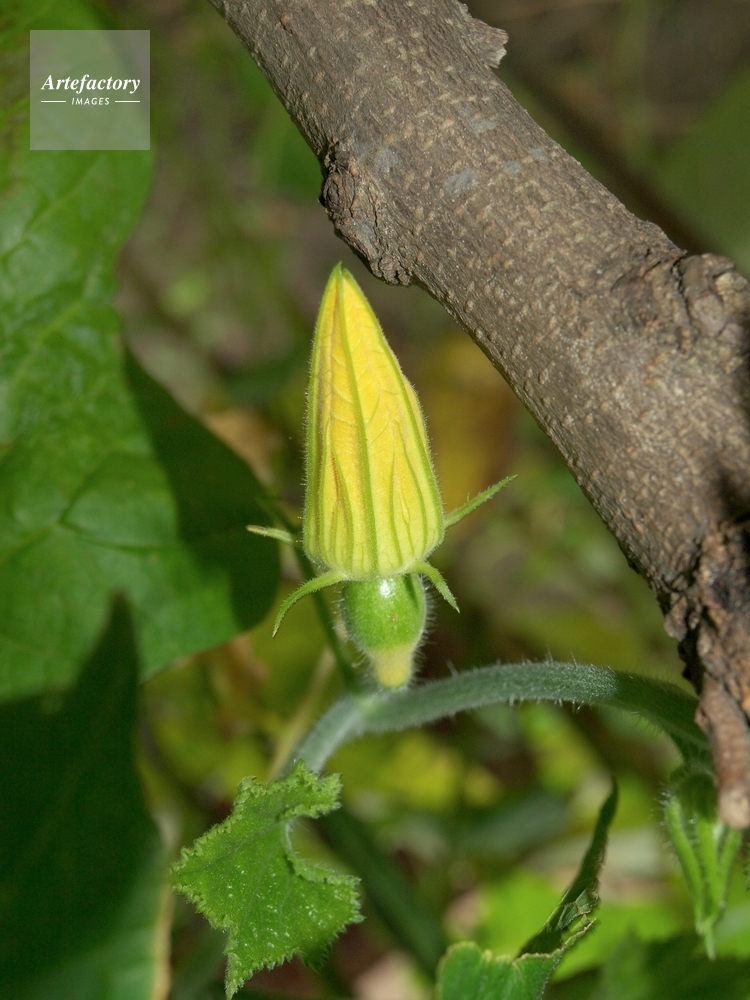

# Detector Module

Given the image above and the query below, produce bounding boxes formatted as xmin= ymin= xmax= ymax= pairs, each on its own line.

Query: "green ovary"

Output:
xmin=341 ymin=574 xmax=427 ymax=688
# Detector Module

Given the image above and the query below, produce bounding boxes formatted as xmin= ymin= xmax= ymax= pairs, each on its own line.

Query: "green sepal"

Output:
xmin=274 ymin=570 xmax=346 ymax=635
xmin=444 ymin=476 xmax=516 ymax=529
xmin=412 ymin=561 xmax=459 ymax=612
xmin=248 ymin=525 xmax=301 ymax=547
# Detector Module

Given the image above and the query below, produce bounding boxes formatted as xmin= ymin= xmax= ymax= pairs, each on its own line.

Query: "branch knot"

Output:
xmin=322 ymin=151 xmax=410 ymax=285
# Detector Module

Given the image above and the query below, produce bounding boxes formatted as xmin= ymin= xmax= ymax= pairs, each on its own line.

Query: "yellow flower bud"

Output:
xmin=247 ymin=264 xmax=513 ymax=638
xmin=304 ymin=264 xmax=443 ymax=579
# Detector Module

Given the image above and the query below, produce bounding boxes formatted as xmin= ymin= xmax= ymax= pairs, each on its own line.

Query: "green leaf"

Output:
xmin=436 ymin=787 xmax=617 ymax=1000
xmin=0 ymin=11 xmax=279 ymax=700
xmin=521 ymin=785 xmax=617 ymax=956
xmin=123 ymin=355 xmax=279 ymax=664
xmin=172 ymin=762 xmax=361 ymax=998
xmin=437 ymin=942 xmax=565 ymax=1000
xmin=0 ymin=598 xmax=168 ymax=999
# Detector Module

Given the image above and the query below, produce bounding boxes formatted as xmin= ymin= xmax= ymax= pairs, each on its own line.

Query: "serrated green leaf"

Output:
xmin=437 ymin=787 xmax=617 ymax=1000
xmin=0 ymin=598 xmax=168 ymax=999
xmin=0 ymin=8 xmax=279 ymax=700
xmin=172 ymin=762 xmax=361 ymax=997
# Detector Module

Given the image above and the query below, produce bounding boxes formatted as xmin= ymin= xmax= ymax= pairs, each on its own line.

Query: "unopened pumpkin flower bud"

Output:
xmin=304 ymin=264 xmax=443 ymax=578
xmin=248 ymin=263 xmax=514 ymax=686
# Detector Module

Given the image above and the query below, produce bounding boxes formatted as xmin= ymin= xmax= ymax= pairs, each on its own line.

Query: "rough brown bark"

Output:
xmin=209 ymin=0 xmax=750 ymax=826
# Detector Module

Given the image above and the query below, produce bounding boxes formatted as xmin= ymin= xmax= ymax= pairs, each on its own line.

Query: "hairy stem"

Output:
xmin=293 ymin=661 xmax=707 ymax=773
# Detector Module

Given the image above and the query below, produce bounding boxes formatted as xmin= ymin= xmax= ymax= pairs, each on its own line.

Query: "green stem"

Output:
xmin=309 ymin=586 xmax=358 ymax=689
xmin=716 ymin=826 xmax=743 ymax=908
xmin=169 ymin=923 xmax=227 ymax=1000
xmin=701 ymin=922 xmax=717 ymax=961
xmin=294 ymin=661 xmax=707 ymax=772
xmin=317 ymin=806 xmax=447 ymax=976
xmin=290 ymin=693 xmax=364 ymax=773
xmin=236 ymin=990 xmax=352 ymax=1000
xmin=268 ymin=648 xmax=336 ymax=780
xmin=665 ymin=794 xmax=707 ymax=923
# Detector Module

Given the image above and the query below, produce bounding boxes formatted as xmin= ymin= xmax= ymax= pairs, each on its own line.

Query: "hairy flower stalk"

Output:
xmin=250 ymin=264 xmax=512 ymax=688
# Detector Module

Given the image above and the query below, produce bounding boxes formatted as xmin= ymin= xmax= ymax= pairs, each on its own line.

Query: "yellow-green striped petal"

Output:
xmin=304 ymin=265 xmax=444 ymax=579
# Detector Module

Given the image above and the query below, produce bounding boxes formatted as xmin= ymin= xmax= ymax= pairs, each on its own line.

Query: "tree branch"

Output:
xmin=208 ymin=0 xmax=750 ymax=826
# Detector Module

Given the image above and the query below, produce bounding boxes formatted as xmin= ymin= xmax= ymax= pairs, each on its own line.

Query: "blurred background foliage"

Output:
xmin=99 ymin=0 xmax=750 ymax=996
